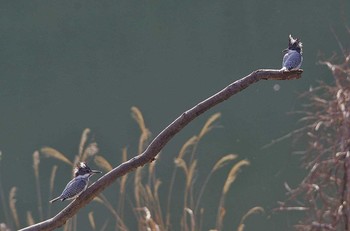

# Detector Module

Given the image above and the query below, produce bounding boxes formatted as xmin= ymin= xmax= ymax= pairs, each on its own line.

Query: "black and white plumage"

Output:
xmin=50 ymin=162 xmax=101 ymax=203
xmin=281 ymin=34 xmax=303 ymax=71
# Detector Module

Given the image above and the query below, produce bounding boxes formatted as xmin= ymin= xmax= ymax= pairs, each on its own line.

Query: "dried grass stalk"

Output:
xmin=153 ymin=179 xmax=161 ymax=201
xmin=92 ymin=196 xmax=103 ymax=203
xmin=48 ymin=165 xmax=58 ymax=217
xmin=223 ymin=160 xmax=250 ymax=195
xmin=94 ymin=155 xmax=113 ymax=172
xmin=131 ymin=106 xmax=151 ymax=154
xmin=198 ymin=112 xmax=221 ymax=139
xmin=239 ymin=206 xmax=264 ymax=226
xmin=33 ymin=151 xmax=40 ymax=178
xmin=174 ymin=158 xmax=188 ymax=174
xmin=148 ymin=159 xmax=157 ymax=182
xmin=131 ymin=106 xmax=147 ymax=135
xmin=134 ymin=167 xmax=143 ymax=207
xmin=72 ymin=156 xmax=80 ymax=176
xmin=88 ymin=212 xmax=96 ymax=230
xmin=49 ymin=165 xmax=58 ymax=197
xmin=33 ymin=151 xmax=43 ymax=220
xmin=145 ymin=185 xmax=154 ymax=201
xmin=81 ymin=142 xmax=99 ymax=162
xmin=139 ymin=207 xmax=160 ymax=231
xmin=177 ymin=136 xmax=198 ymax=160
xmin=40 ymin=147 xmax=73 ymax=166
xmin=216 ymin=160 xmax=250 ymax=230
xmin=79 ymin=128 xmax=91 ymax=157
xmin=185 ymin=208 xmax=195 ymax=231
xmin=26 ymin=211 xmax=35 ymax=226
xmin=237 ymin=224 xmax=245 ymax=231
xmin=63 ymin=219 xmax=70 ymax=231
xmin=94 ymin=194 xmax=128 ymax=230
xmin=212 ymin=154 xmax=238 ymax=172
xmin=216 ymin=207 xmax=226 ymax=231
xmin=9 ymin=187 xmax=20 ymax=229
xmin=186 ymin=160 xmax=197 ymax=189
xmin=195 ymin=154 xmax=238 ymax=214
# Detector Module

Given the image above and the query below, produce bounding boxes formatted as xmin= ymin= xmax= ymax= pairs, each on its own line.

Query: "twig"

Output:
xmin=19 ymin=69 xmax=302 ymax=231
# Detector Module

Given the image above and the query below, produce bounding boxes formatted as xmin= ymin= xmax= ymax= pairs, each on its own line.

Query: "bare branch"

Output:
xmin=19 ymin=69 xmax=302 ymax=231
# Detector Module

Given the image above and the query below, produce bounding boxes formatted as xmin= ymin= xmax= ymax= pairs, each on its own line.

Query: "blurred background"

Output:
xmin=0 ymin=1 xmax=350 ymax=230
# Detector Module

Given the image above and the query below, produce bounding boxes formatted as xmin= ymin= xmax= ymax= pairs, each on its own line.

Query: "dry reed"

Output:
xmin=33 ymin=151 xmax=43 ymax=220
xmin=93 ymin=194 xmax=128 ymax=231
xmin=198 ymin=113 xmax=221 ymax=140
xmin=49 ymin=165 xmax=58 ymax=199
xmin=177 ymin=136 xmax=198 ymax=160
xmin=79 ymin=128 xmax=91 ymax=158
xmin=131 ymin=106 xmax=151 ymax=154
xmin=88 ymin=212 xmax=96 ymax=230
xmin=185 ymin=208 xmax=195 ymax=231
xmin=26 ymin=212 xmax=35 ymax=226
xmin=9 ymin=187 xmax=19 ymax=229
xmin=48 ymin=165 xmax=58 ymax=217
xmin=222 ymin=160 xmax=250 ymax=195
xmin=136 ymin=207 xmax=160 ymax=231
xmin=216 ymin=160 xmax=250 ymax=230
xmin=40 ymin=147 xmax=72 ymax=166
xmin=212 ymin=154 xmax=238 ymax=172
xmin=94 ymin=155 xmax=113 ymax=172
xmin=4 ymin=108 xmax=257 ymax=231
xmin=81 ymin=142 xmax=99 ymax=162
xmin=237 ymin=207 xmax=264 ymax=231
xmin=195 ymin=154 xmax=238 ymax=213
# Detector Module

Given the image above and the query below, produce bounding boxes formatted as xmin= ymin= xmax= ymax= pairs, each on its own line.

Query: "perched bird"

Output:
xmin=281 ymin=34 xmax=303 ymax=70
xmin=50 ymin=162 xmax=101 ymax=203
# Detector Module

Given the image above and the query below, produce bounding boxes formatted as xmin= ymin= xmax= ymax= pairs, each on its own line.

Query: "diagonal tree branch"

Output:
xmin=19 ymin=69 xmax=303 ymax=231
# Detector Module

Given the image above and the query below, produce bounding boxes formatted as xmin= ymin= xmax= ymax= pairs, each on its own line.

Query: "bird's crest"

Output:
xmin=74 ymin=162 xmax=92 ymax=177
xmin=288 ymin=34 xmax=303 ymax=54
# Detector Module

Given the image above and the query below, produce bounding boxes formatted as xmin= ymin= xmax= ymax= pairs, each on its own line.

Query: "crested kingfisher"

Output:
xmin=281 ymin=34 xmax=303 ymax=71
xmin=50 ymin=162 xmax=102 ymax=203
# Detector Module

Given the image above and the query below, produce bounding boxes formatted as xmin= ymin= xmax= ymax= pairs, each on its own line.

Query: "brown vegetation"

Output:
xmin=1 ymin=108 xmax=262 ymax=231
xmin=276 ymin=55 xmax=350 ymax=230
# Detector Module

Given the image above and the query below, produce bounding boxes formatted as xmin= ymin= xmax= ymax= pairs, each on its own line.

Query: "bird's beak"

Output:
xmin=282 ymin=48 xmax=288 ymax=53
xmin=91 ymin=170 xmax=102 ymax=174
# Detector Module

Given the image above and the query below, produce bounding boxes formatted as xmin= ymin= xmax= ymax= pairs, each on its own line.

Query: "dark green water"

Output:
xmin=0 ymin=1 xmax=349 ymax=230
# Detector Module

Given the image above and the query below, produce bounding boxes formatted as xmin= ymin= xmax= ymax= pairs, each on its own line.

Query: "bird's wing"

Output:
xmin=60 ymin=178 xmax=88 ymax=200
xmin=283 ymin=51 xmax=302 ymax=69
xmin=282 ymin=53 xmax=289 ymax=67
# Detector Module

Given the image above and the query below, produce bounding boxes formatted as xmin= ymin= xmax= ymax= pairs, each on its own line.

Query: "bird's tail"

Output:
xmin=49 ymin=197 xmax=61 ymax=203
